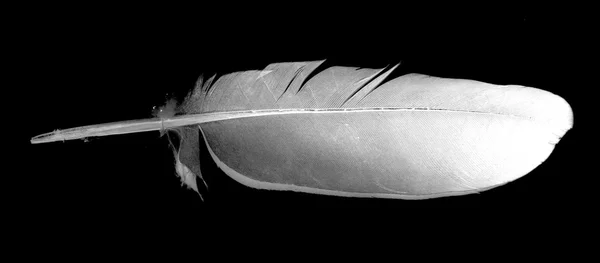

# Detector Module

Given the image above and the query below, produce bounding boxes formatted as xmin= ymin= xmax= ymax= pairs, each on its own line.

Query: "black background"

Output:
xmin=20 ymin=5 xmax=582 ymax=234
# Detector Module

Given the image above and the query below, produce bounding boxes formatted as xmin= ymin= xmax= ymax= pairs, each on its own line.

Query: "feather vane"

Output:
xmin=176 ymin=60 xmax=572 ymax=199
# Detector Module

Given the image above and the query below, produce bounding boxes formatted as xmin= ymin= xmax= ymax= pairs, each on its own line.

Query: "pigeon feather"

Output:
xmin=30 ymin=60 xmax=573 ymax=199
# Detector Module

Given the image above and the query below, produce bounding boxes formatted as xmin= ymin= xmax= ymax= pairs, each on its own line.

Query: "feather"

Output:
xmin=30 ymin=60 xmax=573 ymax=199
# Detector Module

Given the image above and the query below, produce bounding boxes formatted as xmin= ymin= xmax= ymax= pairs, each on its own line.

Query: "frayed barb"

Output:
xmin=175 ymin=154 xmax=205 ymax=201
xmin=167 ymin=127 xmax=208 ymax=201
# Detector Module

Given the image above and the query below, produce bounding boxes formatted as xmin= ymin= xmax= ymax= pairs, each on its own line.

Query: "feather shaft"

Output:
xmin=31 ymin=106 xmax=543 ymax=144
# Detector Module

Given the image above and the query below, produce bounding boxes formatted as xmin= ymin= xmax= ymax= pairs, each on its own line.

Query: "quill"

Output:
xmin=30 ymin=60 xmax=573 ymax=199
